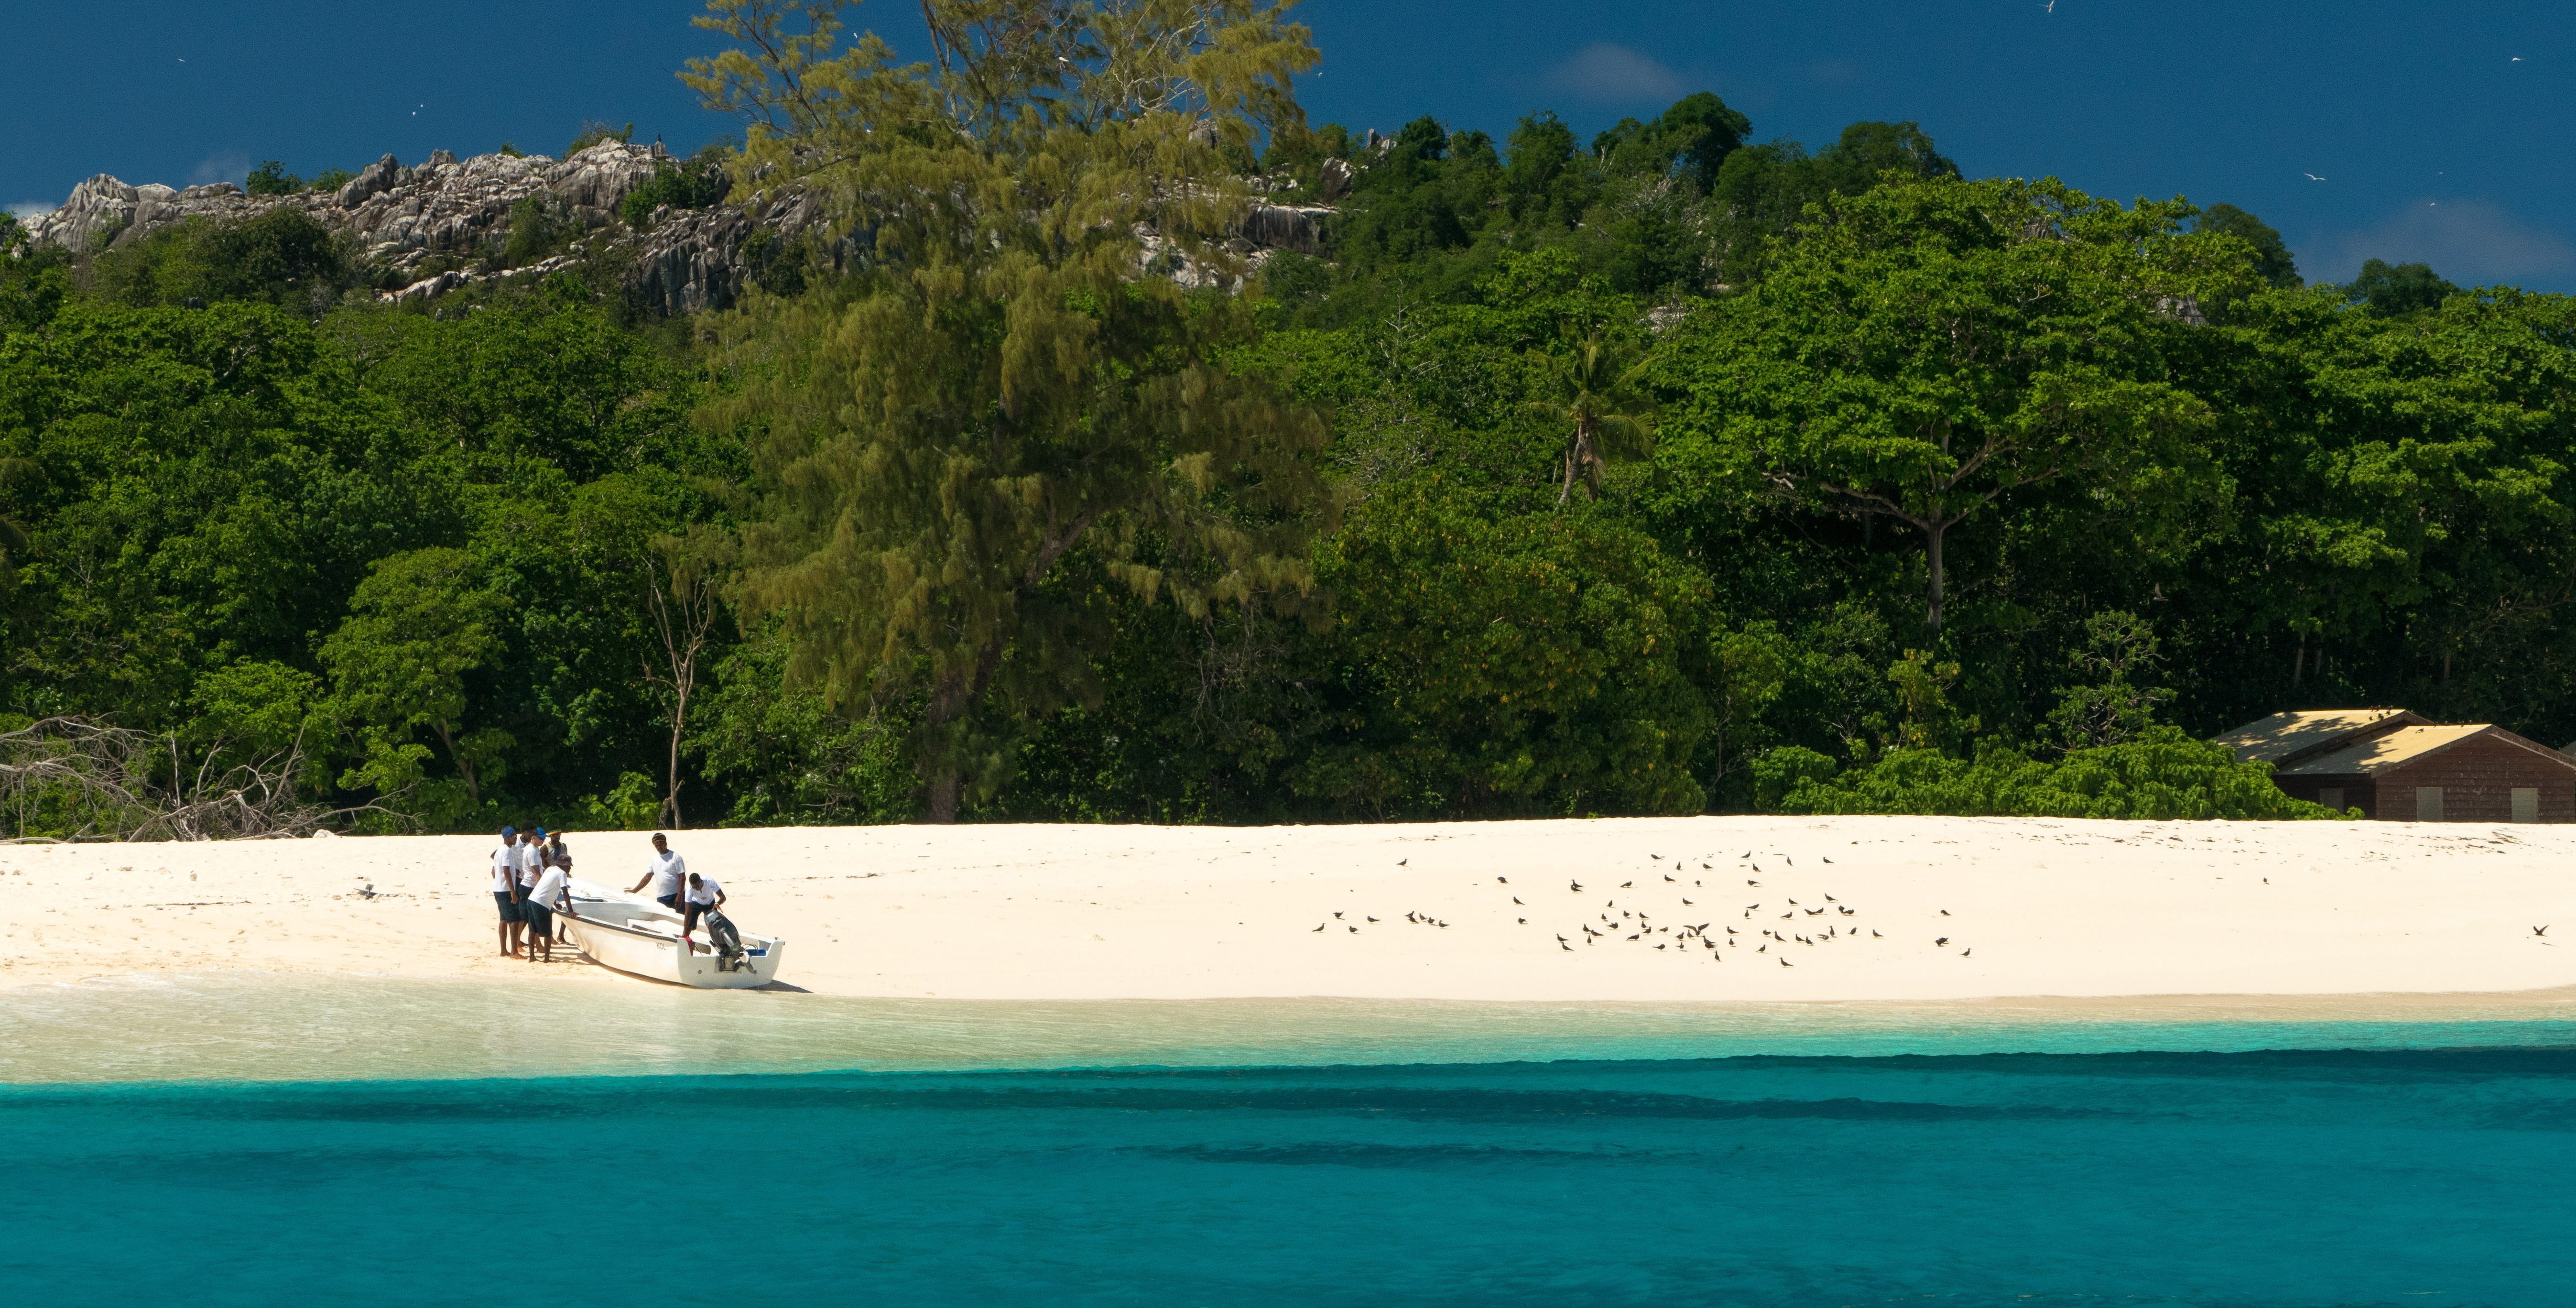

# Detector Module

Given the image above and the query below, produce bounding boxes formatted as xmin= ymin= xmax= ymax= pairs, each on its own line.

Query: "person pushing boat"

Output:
xmin=523 ymin=854 xmax=574 ymax=964
xmin=628 ymin=832 xmax=686 ymax=910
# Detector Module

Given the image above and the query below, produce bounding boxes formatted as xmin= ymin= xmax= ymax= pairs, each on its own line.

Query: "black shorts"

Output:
xmin=683 ymin=901 xmax=714 ymax=931
xmin=494 ymin=892 xmax=523 ymax=923
xmin=656 ymin=893 xmax=680 ymax=910
xmin=524 ymin=905 xmax=554 ymax=939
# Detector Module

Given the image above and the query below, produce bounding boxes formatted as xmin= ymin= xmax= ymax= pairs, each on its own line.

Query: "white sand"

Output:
xmin=3 ymin=816 xmax=2571 ymax=1002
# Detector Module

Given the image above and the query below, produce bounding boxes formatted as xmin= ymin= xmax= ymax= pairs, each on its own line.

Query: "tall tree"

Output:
xmin=2198 ymin=203 xmax=2301 ymax=289
xmin=1659 ymin=176 xmax=2242 ymax=632
xmin=689 ymin=0 xmax=1331 ymax=819
xmin=2344 ymin=258 xmax=2459 ymax=316
xmin=1524 ymin=331 xmax=1654 ymax=504
xmin=638 ymin=528 xmax=733 ymax=828
xmin=320 ymin=547 xmax=514 ymax=807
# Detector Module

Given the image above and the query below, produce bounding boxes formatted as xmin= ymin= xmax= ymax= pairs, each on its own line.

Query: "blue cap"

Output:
xmin=501 ymin=825 xmax=517 ymax=837
xmin=532 ymin=827 xmax=548 ymax=837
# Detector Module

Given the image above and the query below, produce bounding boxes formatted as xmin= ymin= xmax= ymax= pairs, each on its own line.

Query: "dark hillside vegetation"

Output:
xmin=0 ymin=0 xmax=2560 ymax=835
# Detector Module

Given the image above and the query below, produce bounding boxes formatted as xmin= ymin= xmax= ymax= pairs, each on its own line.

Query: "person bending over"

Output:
xmin=681 ymin=871 xmax=726 ymax=936
xmin=524 ymin=857 xmax=572 ymax=964
xmin=629 ymin=832 xmax=685 ymax=911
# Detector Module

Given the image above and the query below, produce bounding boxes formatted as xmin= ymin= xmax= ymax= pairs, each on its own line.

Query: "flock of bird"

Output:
xmin=1309 ymin=847 xmax=1974 ymax=967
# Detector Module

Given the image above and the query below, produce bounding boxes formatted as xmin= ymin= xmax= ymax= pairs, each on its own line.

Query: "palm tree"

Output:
xmin=1524 ymin=333 xmax=1655 ymax=505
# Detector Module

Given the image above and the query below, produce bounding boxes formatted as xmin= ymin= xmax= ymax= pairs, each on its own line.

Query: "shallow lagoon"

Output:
xmin=6 ymin=977 xmax=2574 ymax=1305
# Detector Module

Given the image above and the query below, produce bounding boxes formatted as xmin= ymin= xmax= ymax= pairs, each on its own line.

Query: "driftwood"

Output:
xmin=0 ymin=717 xmax=370 ymax=842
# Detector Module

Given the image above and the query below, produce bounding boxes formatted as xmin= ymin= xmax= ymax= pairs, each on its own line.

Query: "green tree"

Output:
xmin=244 ymin=160 xmax=304 ymax=196
xmin=1291 ymin=491 xmax=1718 ymax=817
xmin=0 ymin=455 xmax=27 ymax=596
xmin=321 ymin=547 xmax=515 ymax=807
xmin=1598 ymin=91 xmax=1750 ymax=193
xmin=1661 ymin=175 xmax=2237 ymax=632
xmin=1524 ymin=330 xmax=1655 ymax=504
xmin=1501 ymin=111 xmax=1590 ymax=227
xmin=1767 ymin=727 xmax=2345 ymax=820
xmin=2344 ymin=257 xmax=2458 ymax=316
xmin=2045 ymin=610 xmax=2174 ymax=748
xmin=87 ymin=209 xmax=348 ymax=313
xmin=690 ymin=0 xmax=1330 ymax=820
xmin=0 ymin=214 xmax=69 ymax=332
xmin=2199 ymin=202 xmax=2300 ymax=288
xmin=1706 ymin=120 xmax=1956 ymax=283
xmin=566 ymin=120 xmax=635 ymax=155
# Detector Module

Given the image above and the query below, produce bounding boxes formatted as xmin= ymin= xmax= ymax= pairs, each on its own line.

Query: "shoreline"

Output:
xmin=6 ymin=971 xmax=2575 ymax=1086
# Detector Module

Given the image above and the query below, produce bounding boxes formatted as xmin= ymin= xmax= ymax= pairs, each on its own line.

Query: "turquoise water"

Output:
xmin=6 ymin=981 xmax=2576 ymax=1305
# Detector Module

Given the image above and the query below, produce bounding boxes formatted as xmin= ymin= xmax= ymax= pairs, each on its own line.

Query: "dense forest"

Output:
xmin=4 ymin=0 xmax=2564 ymax=837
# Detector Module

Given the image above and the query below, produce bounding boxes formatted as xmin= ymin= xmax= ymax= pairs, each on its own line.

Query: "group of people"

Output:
xmin=489 ymin=825 xmax=576 ymax=961
xmin=489 ymin=828 xmax=728 ymax=964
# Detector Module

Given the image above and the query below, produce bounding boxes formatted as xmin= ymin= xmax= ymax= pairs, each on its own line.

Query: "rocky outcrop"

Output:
xmin=19 ymin=142 xmax=1328 ymax=316
xmin=1237 ymin=202 xmax=1331 ymax=256
xmin=29 ymin=142 xmax=665 ymax=269
xmin=21 ymin=142 xmax=746 ymax=313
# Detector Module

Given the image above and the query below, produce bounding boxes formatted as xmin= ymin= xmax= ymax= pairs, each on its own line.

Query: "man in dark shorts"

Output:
xmin=524 ymin=856 xmax=571 ymax=963
xmin=489 ymin=825 xmax=524 ymax=956
xmin=681 ymin=871 xmax=726 ymax=935
xmin=628 ymin=832 xmax=686 ymax=911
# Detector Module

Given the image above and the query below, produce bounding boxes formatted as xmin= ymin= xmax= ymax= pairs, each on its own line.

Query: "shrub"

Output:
xmin=244 ymin=160 xmax=303 ymax=196
xmin=618 ymin=162 xmax=733 ymax=228
xmin=501 ymin=196 xmax=566 ymax=267
xmin=1765 ymin=728 xmax=2349 ymax=820
xmin=566 ymin=120 xmax=633 ymax=156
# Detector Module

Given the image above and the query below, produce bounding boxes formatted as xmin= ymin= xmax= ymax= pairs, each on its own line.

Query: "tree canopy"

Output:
xmin=7 ymin=4 xmax=2571 ymax=835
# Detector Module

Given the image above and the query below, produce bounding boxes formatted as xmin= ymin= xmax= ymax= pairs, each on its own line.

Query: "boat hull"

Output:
xmin=555 ymin=881 xmax=784 ymax=989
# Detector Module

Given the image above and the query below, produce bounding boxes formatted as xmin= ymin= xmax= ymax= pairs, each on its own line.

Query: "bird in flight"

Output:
xmin=2537 ymin=925 xmax=2551 ymax=937
xmin=2304 ymin=173 xmax=2326 ymax=181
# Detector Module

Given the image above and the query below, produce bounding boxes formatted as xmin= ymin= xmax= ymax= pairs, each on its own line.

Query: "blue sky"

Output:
xmin=8 ymin=1 xmax=2571 ymax=287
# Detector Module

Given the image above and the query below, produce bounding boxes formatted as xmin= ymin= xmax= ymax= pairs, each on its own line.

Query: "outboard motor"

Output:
xmin=701 ymin=908 xmax=747 ymax=970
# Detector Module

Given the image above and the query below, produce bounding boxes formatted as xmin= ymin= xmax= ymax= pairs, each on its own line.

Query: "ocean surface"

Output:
xmin=6 ymin=977 xmax=2575 ymax=1306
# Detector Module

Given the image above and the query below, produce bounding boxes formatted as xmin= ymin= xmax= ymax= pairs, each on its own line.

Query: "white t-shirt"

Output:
xmin=528 ymin=866 xmax=568 ymax=912
xmin=645 ymin=850 xmax=686 ymax=899
xmin=684 ymin=876 xmax=722 ymax=905
xmin=517 ymin=843 xmax=543 ymax=888
xmin=490 ymin=846 xmax=517 ymax=893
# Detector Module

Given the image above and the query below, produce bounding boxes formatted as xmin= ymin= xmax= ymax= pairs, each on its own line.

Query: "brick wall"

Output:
xmin=2377 ymin=734 xmax=2576 ymax=823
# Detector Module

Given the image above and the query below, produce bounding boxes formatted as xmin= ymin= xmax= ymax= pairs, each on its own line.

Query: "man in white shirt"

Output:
xmin=682 ymin=871 xmax=743 ymax=967
xmin=681 ymin=870 xmax=725 ymax=934
xmin=628 ymin=832 xmax=686 ymax=910
xmin=489 ymin=825 xmax=524 ymax=957
xmin=524 ymin=856 xmax=572 ymax=964
xmin=511 ymin=830 xmax=547 ymax=957
xmin=517 ymin=829 xmax=547 ymax=896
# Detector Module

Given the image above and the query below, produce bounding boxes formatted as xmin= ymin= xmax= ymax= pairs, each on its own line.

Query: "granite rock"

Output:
xmin=19 ymin=142 xmax=1330 ymax=315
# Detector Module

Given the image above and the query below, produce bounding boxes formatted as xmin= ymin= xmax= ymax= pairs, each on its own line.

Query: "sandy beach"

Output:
xmin=3 ymin=815 xmax=2572 ymax=1003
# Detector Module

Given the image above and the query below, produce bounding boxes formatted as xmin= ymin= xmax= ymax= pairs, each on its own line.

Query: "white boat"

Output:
xmin=554 ymin=878 xmax=785 ymax=989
